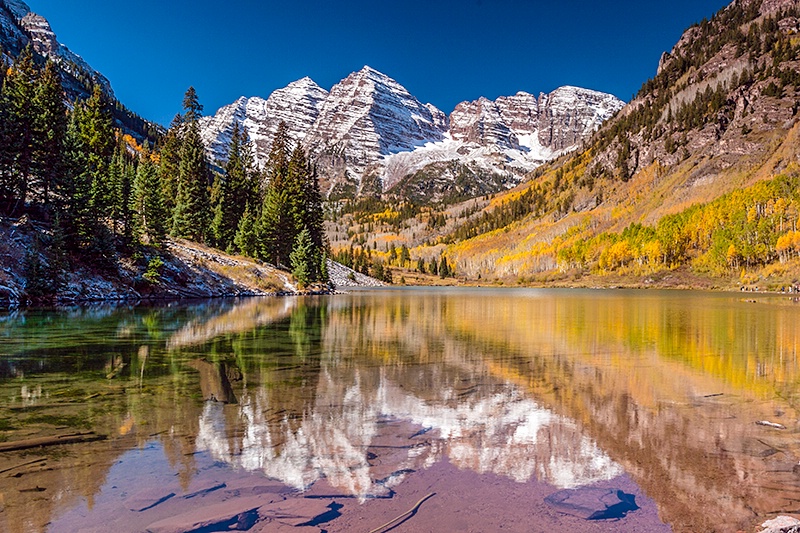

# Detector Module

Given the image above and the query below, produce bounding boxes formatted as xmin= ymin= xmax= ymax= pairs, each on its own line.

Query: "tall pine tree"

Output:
xmin=0 ymin=45 xmax=39 ymax=214
xmin=133 ymin=145 xmax=167 ymax=245
xmin=171 ymin=88 xmax=210 ymax=242
xmin=257 ymin=121 xmax=294 ymax=266
xmin=211 ymin=121 xmax=252 ymax=251
xmin=79 ymin=84 xmax=115 ymax=222
xmin=32 ymin=60 xmax=66 ymax=209
xmin=158 ymin=114 xmax=183 ymax=214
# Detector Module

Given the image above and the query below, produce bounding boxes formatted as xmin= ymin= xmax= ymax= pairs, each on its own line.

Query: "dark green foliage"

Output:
xmin=211 ymin=122 xmax=254 ymax=250
xmin=367 ymin=258 xmax=393 ymax=283
xmin=109 ymin=141 xmax=136 ymax=241
xmin=182 ymin=86 xmax=203 ymax=123
xmin=290 ymin=227 xmax=315 ymax=288
xmin=32 ymin=60 xmax=67 ymax=208
xmin=23 ymin=222 xmax=68 ymax=300
xmin=234 ymin=203 xmax=257 ymax=257
xmin=133 ymin=147 xmax=167 ymax=245
xmin=80 ymin=85 xmax=116 ymax=221
xmin=171 ymin=120 xmax=211 ymax=242
xmin=0 ymin=45 xmax=38 ymax=214
xmin=257 ymin=122 xmax=293 ymax=265
xmin=257 ymin=180 xmax=291 ymax=265
xmin=23 ymin=236 xmax=53 ymax=299
xmin=332 ymin=245 xmax=372 ymax=275
xmin=157 ymin=114 xmax=183 ymax=214
xmin=254 ymin=122 xmax=327 ymax=282
xmin=438 ymin=255 xmax=453 ymax=278
xmin=143 ymin=256 xmax=164 ymax=284
xmin=445 ymin=185 xmax=546 ymax=243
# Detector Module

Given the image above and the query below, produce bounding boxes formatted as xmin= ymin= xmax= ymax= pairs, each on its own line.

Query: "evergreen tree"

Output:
xmin=257 ymin=122 xmax=294 ymax=266
xmin=0 ymin=45 xmax=39 ymax=214
xmin=211 ymin=121 xmax=251 ymax=250
xmin=171 ymin=88 xmax=211 ymax=242
xmin=257 ymin=182 xmax=291 ymax=265
xmin=109 ymin=141 xmax=136 ymax=240
xmin=182 ymin=87 xmax=203 ymax=122
xmin=158 ymin=114 xmax=183 ymax=214
xmin=32 ymin=60 xmax=66 ymax=209
xmin=171 ymin=120 xmax=210 ymax=241
xmin=233 ymin=203 xmax=257 ymax=257
xmin=133 ymin=146 xmax=167 ymax=244
xmin=319 ymin=251 xmax=329 ymax=283
xmin=60 ymin=105 xmax=94 ymax=249
xmin=79 ymin=84 xmax=115 ymax=221
xmin=298 ymin=152 xmax=326 ymax=255
xmin=290 ymin=227 xmax=314 ymax=288
xmin=439 ymin=255 xmax=451 ymax=278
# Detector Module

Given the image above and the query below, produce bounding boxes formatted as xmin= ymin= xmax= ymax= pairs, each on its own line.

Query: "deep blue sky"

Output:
xmin=29 ymin=0 xmax=731 ymax=126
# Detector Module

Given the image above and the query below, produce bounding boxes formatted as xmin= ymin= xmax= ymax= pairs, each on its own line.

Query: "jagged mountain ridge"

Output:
xmin=199 ymin=66 xmax=624 ymax=201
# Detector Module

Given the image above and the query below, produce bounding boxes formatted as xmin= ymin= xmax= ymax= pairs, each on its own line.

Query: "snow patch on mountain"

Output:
xmin=382 ymin=86 xmax=623 ymax=192
xmin=1 ymin=1 xmax=114 ymax=97
xmin=305 ymin=66 xmax=447 ymax=174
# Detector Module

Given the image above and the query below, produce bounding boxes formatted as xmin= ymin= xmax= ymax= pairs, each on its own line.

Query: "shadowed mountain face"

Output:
xmin=1 ymin=290 xmax=799 ymax=532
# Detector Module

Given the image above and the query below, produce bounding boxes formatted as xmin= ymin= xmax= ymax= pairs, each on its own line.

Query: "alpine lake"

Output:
xmin=1 ymin=288 xmax=800 ymax=533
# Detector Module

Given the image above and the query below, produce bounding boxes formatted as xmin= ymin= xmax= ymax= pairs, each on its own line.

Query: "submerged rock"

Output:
xmin=544 ymin=488 xmax=639 ymax=520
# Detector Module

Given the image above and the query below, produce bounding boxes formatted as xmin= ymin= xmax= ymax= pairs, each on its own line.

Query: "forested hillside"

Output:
xmin=0 ymin=45 xmax=329 ymax=304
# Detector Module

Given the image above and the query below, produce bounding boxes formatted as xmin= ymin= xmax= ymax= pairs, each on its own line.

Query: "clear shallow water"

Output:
xmin=1 ymin=289 xmax=799 ymax=532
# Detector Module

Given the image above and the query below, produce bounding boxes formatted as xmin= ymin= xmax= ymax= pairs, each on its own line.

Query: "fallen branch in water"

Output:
xmin=0 ymin=457 xmax=47 ymax=474
xmin=368 ymin=492 xmax=436 ymax=533
xmin=0 ymin=432 xmax=106 ymax=452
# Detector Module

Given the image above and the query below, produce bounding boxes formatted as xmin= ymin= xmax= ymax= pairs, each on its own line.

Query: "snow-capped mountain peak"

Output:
xmin=199 ymin=66 xmax=624 ymax=200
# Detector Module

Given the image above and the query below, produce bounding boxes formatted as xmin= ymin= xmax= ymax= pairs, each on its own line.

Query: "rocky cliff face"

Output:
xmin=200 ymin=65 xmax=623 ymax=201
xmin=306 ymin=66 xmax=448 ymax=165
xmin=536 ymin=86 xmax=624 ymax=151
xmin=449 ymin=87 xmax=624 ymax=155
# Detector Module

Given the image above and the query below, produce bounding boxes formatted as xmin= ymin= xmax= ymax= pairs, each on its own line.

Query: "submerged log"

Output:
xmin=0 ymin=432 xmax=106 ymax=452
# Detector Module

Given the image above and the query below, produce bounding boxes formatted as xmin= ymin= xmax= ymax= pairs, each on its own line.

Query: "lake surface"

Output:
xmin=1 ymin=288 xmax=799 ymax=532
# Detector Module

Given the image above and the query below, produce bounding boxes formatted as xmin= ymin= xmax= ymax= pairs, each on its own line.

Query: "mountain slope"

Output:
xmin=0 ymin=0 xmax=159 ymax=140
xmin=438 ymin=0 xmax=800 ymax=285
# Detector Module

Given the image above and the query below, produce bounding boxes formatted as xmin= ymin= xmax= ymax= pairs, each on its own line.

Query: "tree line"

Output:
xmin=0 ymin=44 xmax=328 ymax=296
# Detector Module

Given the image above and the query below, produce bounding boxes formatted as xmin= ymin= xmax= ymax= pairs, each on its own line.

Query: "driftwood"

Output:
xmin=0 ymin=432 xmax=106 ymax=452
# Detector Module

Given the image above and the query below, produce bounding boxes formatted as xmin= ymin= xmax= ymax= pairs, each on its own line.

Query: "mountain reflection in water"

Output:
xmin=1 ymin=289 xmax=799 ymax=533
